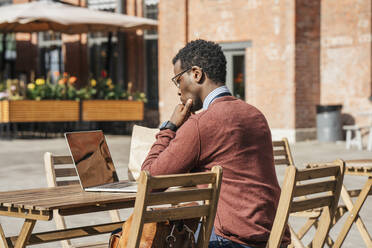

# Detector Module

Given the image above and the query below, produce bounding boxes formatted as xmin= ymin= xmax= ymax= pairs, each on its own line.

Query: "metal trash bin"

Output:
xmin=316 ymin=104 xmax=343 ymax=142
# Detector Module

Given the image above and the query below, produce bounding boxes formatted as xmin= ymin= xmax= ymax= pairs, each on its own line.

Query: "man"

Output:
xmin=142 ymin=39 xmax=290 ymax=247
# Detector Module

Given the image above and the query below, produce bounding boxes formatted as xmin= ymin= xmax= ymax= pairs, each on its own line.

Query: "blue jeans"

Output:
xmin=208 ymin=228 xmax=254 ymax=248
xmin=196 ymin=225 xmax=287 ymax=248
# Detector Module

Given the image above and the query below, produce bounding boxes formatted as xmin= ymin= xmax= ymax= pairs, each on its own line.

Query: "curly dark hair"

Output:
xmin=172 ymin=39 xmax=226 ymax=84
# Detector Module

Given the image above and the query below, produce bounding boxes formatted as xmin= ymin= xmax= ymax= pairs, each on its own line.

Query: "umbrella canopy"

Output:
xmin=0 ymin=1 xmax=157 ymax=34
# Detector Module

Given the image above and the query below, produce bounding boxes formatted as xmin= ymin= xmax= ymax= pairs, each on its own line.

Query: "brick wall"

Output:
xmin=295 ymin=0 xmax=321 ymax=130
xmin=158 ymin=0 xmax=187 ymax=121
xmin=158 ymin=0 xmax=299 ymax=140
xmin=321 ymin=0 xmax=372 ymax=126
xmin=159 ymin=0 xmax=372 ymax=141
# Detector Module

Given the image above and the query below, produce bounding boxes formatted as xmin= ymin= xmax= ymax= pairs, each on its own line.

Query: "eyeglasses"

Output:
xmin=171 ymin=67 xmax=191 ymax=88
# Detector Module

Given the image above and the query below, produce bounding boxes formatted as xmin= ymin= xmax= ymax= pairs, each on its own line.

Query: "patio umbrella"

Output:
xmin=0 ymin=1 xmax=157 ymax=34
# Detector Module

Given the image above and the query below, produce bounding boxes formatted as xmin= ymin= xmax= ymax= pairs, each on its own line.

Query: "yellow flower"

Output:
xmin=35 ymin=78 xmax=45 ymax=85
xmin=109 ymin=84 xmax=114 ymax=89
xmin=140 ymin=92 xmax=145 ymax=98
xmin=106 ymin=78 xmax=112 ymax=86
xmin=90 ymin=79 xmax=97 ymax=87
xmin=27 ymin=83 xmax=35 ymax=90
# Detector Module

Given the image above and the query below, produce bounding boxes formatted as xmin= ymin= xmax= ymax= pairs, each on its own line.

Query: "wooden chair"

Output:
xmin=125 ymin=166 xmax=223 ymax=248
xmin=273 ymin=139 xmax=348 ymax=247
xmin=267 ymin=160 xmax=346 ymax=248
xmin=44 ymin=152 xmax=122 ymax=248
xmin=273 ymin=138 xmax=295 ymax=166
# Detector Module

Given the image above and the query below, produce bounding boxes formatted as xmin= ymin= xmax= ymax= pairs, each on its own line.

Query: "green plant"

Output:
xmin=0 ymin=81 xmax=5 ymax=92
xmin=5 ymin=72 xmax=147 ymax=102
xmin=0 ymin=80 xmax=7 ymax=100
xmin=86 ymin=77 xmax=147 ymax=102
xmin=26 ymin=75 xmax=79 ymax=100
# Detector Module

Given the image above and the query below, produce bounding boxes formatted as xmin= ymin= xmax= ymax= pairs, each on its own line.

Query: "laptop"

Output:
xmin=64 ymin=130 xmax=137 ymax=193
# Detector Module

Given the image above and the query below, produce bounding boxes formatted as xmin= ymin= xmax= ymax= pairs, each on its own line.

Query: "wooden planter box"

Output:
xmin=82 ymin=100 xmax=144 ymax=121
xmin=0 ymin=100 xmax=79 ymax=123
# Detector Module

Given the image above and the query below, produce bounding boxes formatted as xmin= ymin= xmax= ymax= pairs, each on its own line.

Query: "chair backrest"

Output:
xmin=44 ymin=152 xmax=121 ymax=248
xmin=44 ymin=152 xmax=80 ymax=187
xmin=126 ymin=166 xmax=223 ymax=248
xmin=266 ymin=160 xmax=345 ymax=248
xmin=273 ymin=138 xmax=294 ymax=166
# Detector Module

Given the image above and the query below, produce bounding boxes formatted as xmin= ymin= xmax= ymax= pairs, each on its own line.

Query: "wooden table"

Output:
xmin=333 ymin=160 xmax=372 ymax=248
xmin=0 ymin=185 xmax=136 ymax=248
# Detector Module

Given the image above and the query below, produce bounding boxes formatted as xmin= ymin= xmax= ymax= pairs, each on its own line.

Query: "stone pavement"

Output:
xmin=0 ymin=136 xmax=371 ymax=247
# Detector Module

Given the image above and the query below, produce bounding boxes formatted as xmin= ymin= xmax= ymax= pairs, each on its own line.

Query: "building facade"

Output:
xmin=158 ymin=0 xmax=372 ymax=142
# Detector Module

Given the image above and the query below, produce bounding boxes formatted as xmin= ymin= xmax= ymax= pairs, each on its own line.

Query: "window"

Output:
xmin=0 ymin=33 xmax=17 ymax=79
xmin=220 ymin=41 xmax=251 ymax=100
xmin=38 ymin=32 xmax=63 ymax=82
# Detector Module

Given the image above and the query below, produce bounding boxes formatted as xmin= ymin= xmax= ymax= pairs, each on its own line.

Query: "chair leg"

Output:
xmin=14 ymin=219 xmax=36 ymax=248
xmin=297 ymin=218 xmax=317 ymax=239
xmin=334 ymin=180 xmax=372 ymax=248
xmin=0 ymin=223 xmax=9 ymax=248
xmin=289 ymin=226 xmax=305 ymax=248
xmin=53 ymin=210 xmax=73 ymax=248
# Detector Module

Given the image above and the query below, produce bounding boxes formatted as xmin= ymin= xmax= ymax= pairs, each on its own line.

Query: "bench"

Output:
xmin=343 ymin=125 xmax=371 ymax=150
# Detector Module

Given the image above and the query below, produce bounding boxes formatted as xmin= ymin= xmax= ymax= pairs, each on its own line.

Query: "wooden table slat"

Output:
xmin=0 ymin=184 xmax=137 ymax=247
xmin=0 ymin=185 xmax=135 ymax=211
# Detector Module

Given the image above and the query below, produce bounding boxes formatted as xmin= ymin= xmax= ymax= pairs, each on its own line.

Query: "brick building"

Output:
xmin=158 ymin=0 xmax=372 ymax=142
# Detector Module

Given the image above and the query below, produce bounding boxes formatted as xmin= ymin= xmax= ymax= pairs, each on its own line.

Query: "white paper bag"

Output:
xmin=128 ymin=125 xmax=158 ymax=181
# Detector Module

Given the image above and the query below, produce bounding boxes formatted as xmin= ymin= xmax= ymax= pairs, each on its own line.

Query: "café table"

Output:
xmin=332 ymin=160 xmax=372 ymax=248
xmin=0 ymin=185 xmax=136 ymax=248
xmin=308 ymin=160 xmax=372 ymax=247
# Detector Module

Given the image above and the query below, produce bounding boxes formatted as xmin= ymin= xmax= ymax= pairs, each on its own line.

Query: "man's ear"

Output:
xmin=191 ymin=66 xmax=204 ymax=84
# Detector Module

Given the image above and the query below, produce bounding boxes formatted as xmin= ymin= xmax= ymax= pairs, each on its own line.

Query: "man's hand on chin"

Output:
xmin=169 ymin=99 xmax=193 ymax=128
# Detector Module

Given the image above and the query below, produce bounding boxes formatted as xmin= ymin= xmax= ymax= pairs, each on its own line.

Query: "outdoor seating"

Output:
xmin=272 ymin=138 xmax=295 ymax=166
xmin=44 ymin=152 xmax=121 ymax=248
xmin=368 ymin=127 xmax=372 ymax=151
xmin=343 ymin=125 xmax=371 ymax=150
xmin=273 ymin=138 xmax=349 ymax=247
xmin=124 ymin=166 xmax=222 ymax=248
xmin=273 ymin=138 xmax=323 ymax=245
xmin=267 ymin=160 xmax=345 ymax=248
xmin=308 ymin=160 xmax=372 ymax=247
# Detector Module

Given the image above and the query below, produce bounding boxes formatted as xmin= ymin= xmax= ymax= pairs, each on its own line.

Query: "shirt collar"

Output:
xmin=202 ymin=85 xmax=231 ymax=110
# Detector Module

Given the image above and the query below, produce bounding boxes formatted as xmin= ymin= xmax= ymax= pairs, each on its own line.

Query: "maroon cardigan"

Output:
xmin=142 ymin=96 xmax=290 ymax=247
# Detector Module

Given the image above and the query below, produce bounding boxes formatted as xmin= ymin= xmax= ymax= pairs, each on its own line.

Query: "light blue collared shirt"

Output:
xmin=202 ymin=85 xmax=231 ymax=110
xmin=159 ymin=85 xmax=231 ymax=129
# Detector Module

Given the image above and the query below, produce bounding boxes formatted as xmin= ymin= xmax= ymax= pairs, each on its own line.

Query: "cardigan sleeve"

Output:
xmin=141 ymin=118 xmax=200 ymax=176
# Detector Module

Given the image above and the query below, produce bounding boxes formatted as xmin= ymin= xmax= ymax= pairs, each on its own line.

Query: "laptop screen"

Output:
xmin=65 ymin=130 xmax=119 ymax=188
